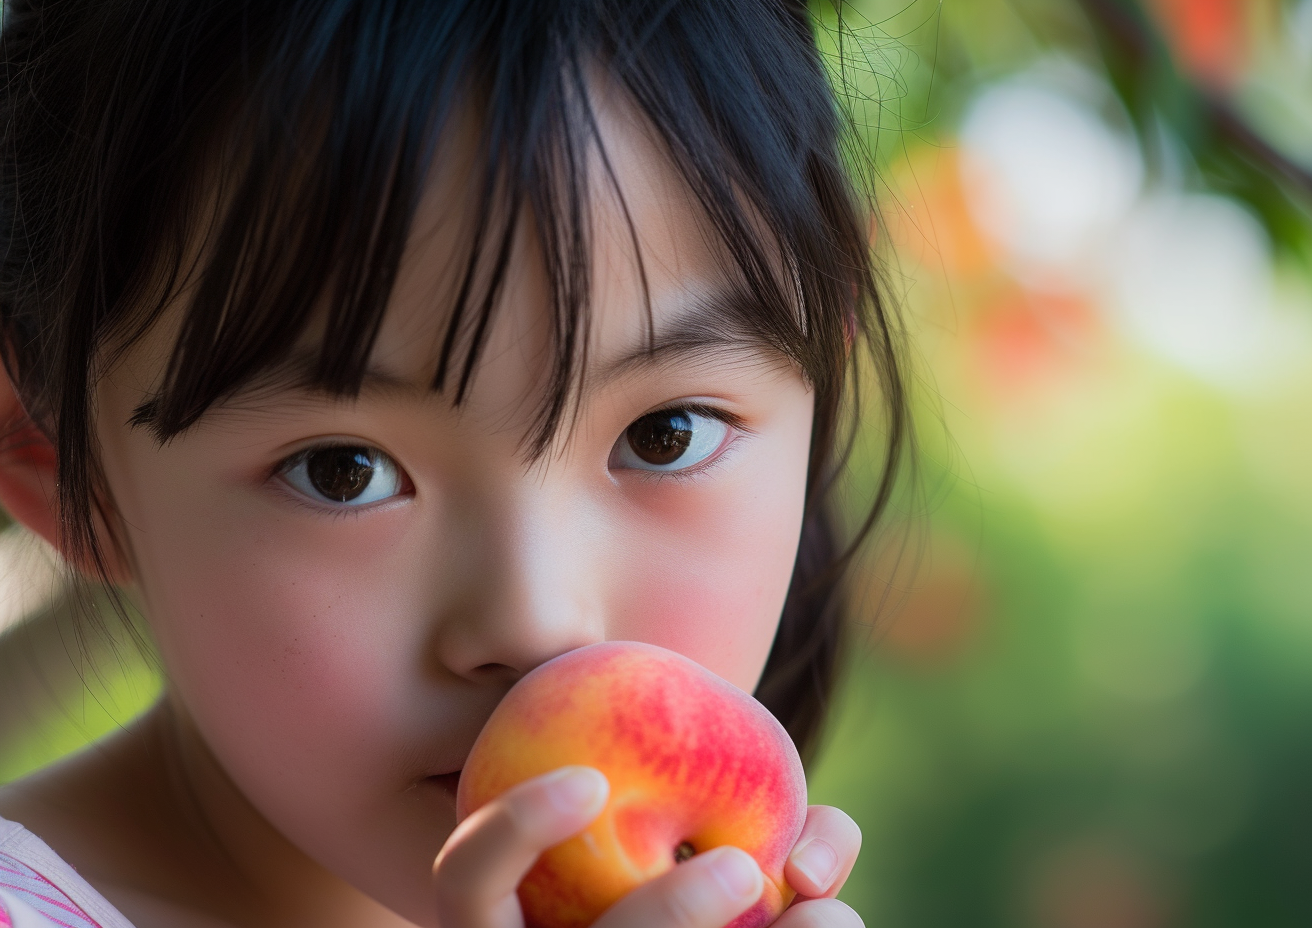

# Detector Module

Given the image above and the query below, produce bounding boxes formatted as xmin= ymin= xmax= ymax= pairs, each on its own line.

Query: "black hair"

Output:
xmin=0 ymin=0 xmax=908 ymax=762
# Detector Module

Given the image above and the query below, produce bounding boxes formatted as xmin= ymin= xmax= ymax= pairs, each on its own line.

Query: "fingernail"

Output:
xmin=708 ymin=848 xmax=763 ymax=902
xmin=543 ymin=767 xmax=607 ymax=815
xmin=791 ymin=838 xmax=839 ymax=890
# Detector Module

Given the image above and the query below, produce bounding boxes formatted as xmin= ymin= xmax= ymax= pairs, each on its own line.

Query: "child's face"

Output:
xmin=93 ymin=99 xmax=813 ymax=920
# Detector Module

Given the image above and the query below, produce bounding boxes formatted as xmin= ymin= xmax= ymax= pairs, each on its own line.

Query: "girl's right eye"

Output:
xmin=279 ymin=445 xmax=411 ymax=507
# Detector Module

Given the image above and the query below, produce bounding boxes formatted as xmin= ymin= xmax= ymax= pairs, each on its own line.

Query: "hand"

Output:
xmin=432 ymin=766 xmax=863 ymax=928
xmin=772 ymin=805 xmax=863 ymax=927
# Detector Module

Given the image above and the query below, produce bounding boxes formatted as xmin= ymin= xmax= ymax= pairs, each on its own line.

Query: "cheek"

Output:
xmin=606 ymin=441 xmax=811 ymax=693
xmin=126 ymin=492 xmax=419 ymax=784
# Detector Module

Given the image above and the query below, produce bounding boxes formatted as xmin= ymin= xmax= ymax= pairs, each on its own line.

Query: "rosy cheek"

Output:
xmin=134 ymin=501 xmax=413 ymax=763
xmin=608 ymin=453 xmax=807 ymax=692
xmin=623 ymin=564 xmax=788 ymax=693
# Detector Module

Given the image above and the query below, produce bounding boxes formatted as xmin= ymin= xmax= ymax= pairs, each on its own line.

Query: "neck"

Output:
xmin=0 ymin=699 xmax=418 ymax=928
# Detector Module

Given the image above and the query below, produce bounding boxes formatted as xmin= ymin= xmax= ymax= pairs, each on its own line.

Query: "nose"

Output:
xmin=429 ymin=476 xmax=607 ymax=687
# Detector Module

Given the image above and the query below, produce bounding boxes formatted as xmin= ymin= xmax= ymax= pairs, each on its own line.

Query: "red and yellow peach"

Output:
xmin=456 ymin=641 xmax=808 ymax=928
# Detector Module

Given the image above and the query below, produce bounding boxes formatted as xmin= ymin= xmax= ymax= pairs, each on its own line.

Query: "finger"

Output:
xmin=785 ymin=806 xmax=862 ymax=899
xmin=593 ymin=845 xmax=764 ymax=928
xmin=433 ymin=766 xmax=608 ymax=927
xmin=771 ymin=898 xmax=864 ymax=928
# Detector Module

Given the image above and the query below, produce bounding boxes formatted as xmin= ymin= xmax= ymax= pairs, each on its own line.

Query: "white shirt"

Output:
xmin=0 ymin=815 xmax=136 ymax=928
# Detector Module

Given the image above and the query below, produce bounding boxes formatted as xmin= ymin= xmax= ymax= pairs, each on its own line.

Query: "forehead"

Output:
xmin=362 ymin=85 xmax=771 ymax=420
xmin=112 ymin=78 xmax=794 ymax=445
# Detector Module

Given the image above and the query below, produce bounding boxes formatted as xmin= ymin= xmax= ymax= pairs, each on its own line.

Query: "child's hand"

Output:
xmin=776 ymin=804 xmax=864 ymax=926
xmin=432 ymin=767 xmax=864 ymax=928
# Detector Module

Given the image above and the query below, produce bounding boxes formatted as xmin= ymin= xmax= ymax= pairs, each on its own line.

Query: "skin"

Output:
xmin=0 ymin=90 xmax=863 ymax=928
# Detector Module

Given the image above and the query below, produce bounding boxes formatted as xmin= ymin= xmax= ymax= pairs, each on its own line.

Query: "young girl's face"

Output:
xmin=91 ymin=98 xmax=814 ymax=919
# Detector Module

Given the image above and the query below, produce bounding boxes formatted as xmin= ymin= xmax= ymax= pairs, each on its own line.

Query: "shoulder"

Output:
xmin=0 ymin=815 xmax=137 ymax=928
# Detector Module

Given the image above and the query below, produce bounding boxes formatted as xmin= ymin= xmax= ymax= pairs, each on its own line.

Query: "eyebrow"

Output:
xmin=128 ymin=349 xmax=423 ymax=429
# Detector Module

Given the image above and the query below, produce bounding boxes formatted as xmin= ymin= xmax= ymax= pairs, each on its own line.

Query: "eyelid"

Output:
xmin=274 ymin=445 xmax=313 ymax=475
xmin=646 ymin=401 xmax=749 ymax=432
xmin=635 ymin=438 xmax=741 ymax=484
xmin=273 ymin=439 xmax=401 ymax=475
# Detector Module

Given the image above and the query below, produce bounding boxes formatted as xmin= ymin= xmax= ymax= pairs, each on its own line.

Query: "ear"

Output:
xmin=0 ymin=369 xmax=62 ymax=551
xmin=0 ymin=369 xmax=131 ymax=583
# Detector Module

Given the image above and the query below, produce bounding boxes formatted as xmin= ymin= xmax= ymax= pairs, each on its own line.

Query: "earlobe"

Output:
xmin=0 ymin=369 xmax=132 ymax=584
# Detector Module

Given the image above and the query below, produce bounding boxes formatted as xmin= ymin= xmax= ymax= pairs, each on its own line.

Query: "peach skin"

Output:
xmin=456 ymin=641 xmax=808 ymax=928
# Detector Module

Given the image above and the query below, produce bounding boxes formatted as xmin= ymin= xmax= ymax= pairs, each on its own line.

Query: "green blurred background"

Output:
xmin=809 ymin=0 xmax=1312 ymax=925
xmin=3 ymin=1 xmax=1312 ymax=925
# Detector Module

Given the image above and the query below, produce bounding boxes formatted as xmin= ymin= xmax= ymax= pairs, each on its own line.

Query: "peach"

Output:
xmin=456 ymin=641 xmax=807 ymax=928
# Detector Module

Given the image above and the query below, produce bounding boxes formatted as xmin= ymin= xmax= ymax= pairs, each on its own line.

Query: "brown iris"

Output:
xmin=626 ymin=410 xmax=693 ymax=466
xmin=305 ymin=446 xmax=377 ymax=502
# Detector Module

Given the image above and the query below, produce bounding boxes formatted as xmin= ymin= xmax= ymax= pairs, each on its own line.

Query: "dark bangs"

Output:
xmin=0 ymin=0 xmax=907 ymax=757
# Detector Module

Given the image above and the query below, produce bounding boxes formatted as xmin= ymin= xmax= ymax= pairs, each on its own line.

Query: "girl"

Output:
xmin=0 ymin=1 xmax=907 ymax=926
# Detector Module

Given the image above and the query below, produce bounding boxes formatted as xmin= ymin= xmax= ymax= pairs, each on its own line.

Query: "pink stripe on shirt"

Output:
xmin=0 ymin=852 xmax=102 ymax=928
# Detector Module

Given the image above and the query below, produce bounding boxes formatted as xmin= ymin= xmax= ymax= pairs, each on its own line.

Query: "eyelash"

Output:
xmin=278 ymin=490 xmax=378 ymax=521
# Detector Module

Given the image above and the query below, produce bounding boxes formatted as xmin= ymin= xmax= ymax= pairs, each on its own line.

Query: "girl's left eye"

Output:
xmin=610 ymin=408 xmax=731 ymax=473
xmin=279 ymin=445 xmax=410 ymax=506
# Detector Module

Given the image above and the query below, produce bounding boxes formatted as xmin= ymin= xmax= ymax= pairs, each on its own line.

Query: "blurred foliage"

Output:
xmin=1079 ymin=0 xmax=1312 ymax=265
xmin=817 ymin=0 xmax=1312 ymax=257
xmin=0 ymin=594 xmax=159 ymax=784
xmin=807 ymin=0 xmax=1312 ymax=926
